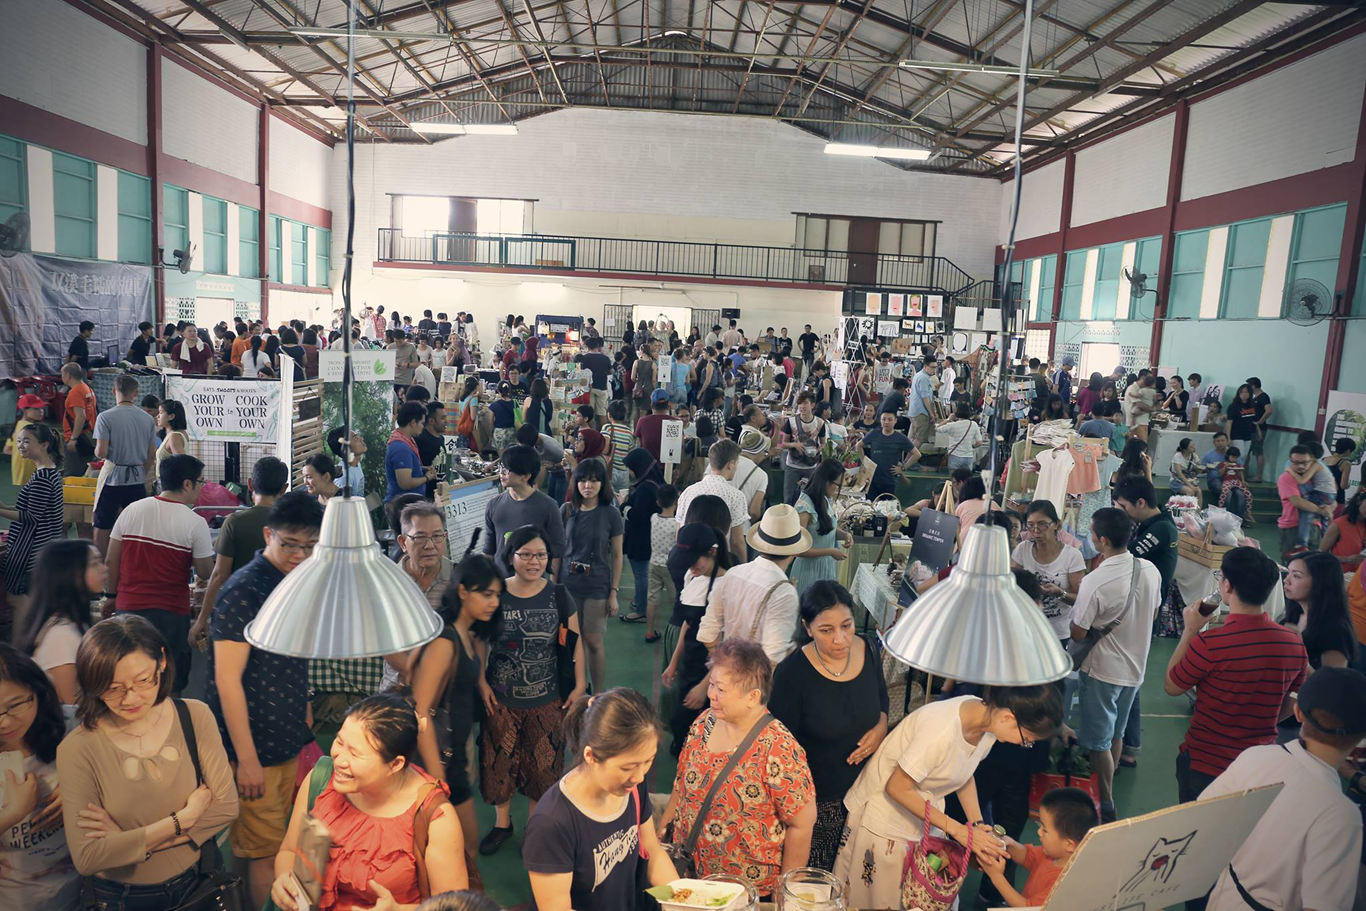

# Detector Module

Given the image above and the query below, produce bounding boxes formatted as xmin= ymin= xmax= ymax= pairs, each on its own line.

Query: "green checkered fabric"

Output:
xmin=308 ymin=658 xmax=386 ymax=696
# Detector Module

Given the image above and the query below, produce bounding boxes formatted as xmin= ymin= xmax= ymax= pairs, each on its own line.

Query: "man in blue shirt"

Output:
xmin=386 ymin=401 xmax=432 ymax=501
xmin=206 ymin=492 xmax=322 ymax=907
xmin=862 ymin=410 xmax=920 ymax=500
xmin=908 ymin=358 xmax=939 ymax=448
xmin=1201 ymin=431 xmax=1241 ymax=502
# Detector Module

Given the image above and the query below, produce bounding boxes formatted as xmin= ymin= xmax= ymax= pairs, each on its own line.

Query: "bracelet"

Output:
xmin=170 ymin=811 xmax=182 ymax=837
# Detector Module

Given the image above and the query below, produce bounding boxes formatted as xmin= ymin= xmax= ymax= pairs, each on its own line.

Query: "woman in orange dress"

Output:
xmin=268 ymin=695 xmax=468 ymax=911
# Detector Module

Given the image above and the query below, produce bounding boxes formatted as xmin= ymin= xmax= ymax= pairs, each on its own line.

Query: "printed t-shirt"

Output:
xmin=487 ymin=582 xmax=575 ymax=708
xmin=109 ymin=496 xmax=215 ymax=615
xmin=0 ymin=740 xmax=79 ymax=911
xmin=523 ymin=780 xmax=649 ymax=911
xmin=1012 ymin=541 xmax=1085 ymax=639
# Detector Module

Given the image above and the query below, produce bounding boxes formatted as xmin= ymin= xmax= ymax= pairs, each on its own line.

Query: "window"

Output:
xmin=1079 ymin=343 xmax=1121 ymax=383
xmin=1130 ymin=237 xmax=1161 ymax=320
xmin=476 ymin=198 xmax=525 ymax=235
xmin=269 ymin=216 xmax=282 ymax=283
xmin=314 ymin=228 xmax=330 ymax=286
xmin=116 ymin=172 xmax=151 ymax=264
xmin=1356 ymin=250 xmax=1366 ymax=317
xmin=1059 ymin=250 xmax=1087 ymax=320
xmin=52 ymin=152 xmax=96 ymax=258
xmin=1286 ymin=204 xmax=1345 ymax=310
xmin=202 ymin=196 xmax=227 ymax=274
xmin=1168 ymin=230 xmax=1208 ymax=319
xmin=1032 ymin=254 xmax=1057 ymax=322
xmin=164 ymin=185 xmax=189 ymax=262
xmin=399 ymin=196 xmax=452 ymax=238
xmin=239 ymin=206 xmax=259 ymax=278
xmin=0 ymin=135 xmax=25 ymax=227
xmin=1221 ymin=218 xmax=1271 ymax=319
xmin=1092 ymin=244 xmax=1124 ymax=320
xmin=290 ymin=221 xmax=308 ymax=286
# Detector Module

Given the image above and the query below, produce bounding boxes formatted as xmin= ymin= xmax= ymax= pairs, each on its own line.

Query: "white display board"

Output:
xmin=954 ymin=306 xmax=978 ymax=330
xmin=660 ymin=419 xmax=685 ymax=464
xmin=1324 ymin=388 xmax=1366 ymax=497
xmin=442 ymin=476 xmax=501 ymax=560
xmin=164 ymin=375 xmax=281 ymax=442
xmin=320 ymin=349 xmax=397 ymax=383
xmin=657 ymin=354 xmax=674 ymax=387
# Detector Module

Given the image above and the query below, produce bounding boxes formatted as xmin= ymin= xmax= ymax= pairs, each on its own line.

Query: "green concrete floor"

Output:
xmin=0 ymin=453 xmax=1290 ymax=908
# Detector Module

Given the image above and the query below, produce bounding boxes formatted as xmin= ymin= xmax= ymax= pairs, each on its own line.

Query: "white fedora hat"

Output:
xmin=746 ymin=503 xmax=813 ymax=556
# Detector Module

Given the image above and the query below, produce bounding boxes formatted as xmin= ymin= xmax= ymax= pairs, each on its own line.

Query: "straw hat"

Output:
xmin=746 ymin=503 xmax=812 ymax=556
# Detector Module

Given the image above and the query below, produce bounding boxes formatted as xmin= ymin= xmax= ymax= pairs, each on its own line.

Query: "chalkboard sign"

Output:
xmin=909 ymin=508 xmax=958 ymax=573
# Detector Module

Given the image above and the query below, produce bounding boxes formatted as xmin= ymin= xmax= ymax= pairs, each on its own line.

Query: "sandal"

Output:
xmin=644 ymin=631 xmax=661 ymax=644
xmin=620 ymin=613 xmax=647 ymax=623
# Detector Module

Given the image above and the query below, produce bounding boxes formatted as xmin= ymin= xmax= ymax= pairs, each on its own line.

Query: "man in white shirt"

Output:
xmin=1070 ymin=506 xmax=1161 ymax=824
xmin=673 ymin=438 xmax=750 ymax=558
xmin=1201 ymin=666 xmax=1365 ymax=911
xmin=731 ymin=429 xmax=770 ymax=532
xmin=721 ymin=319 xmax=744 ymax=352
xmin=938 ymin=356 xmax=957 ymax=404
xmin=696 ymin=502 xmax=808 ymax=667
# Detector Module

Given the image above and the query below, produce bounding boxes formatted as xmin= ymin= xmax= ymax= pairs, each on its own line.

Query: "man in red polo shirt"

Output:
xmin=1164 ymin=546 xmax=1307 ymax=803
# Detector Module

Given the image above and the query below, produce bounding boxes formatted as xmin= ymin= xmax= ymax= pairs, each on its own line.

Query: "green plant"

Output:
xmin=322 ymin=378 xmax=394 ymax=530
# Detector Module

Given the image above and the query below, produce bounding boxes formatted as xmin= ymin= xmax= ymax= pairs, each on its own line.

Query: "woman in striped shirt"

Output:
xmin=603 ymin=400 xmax=635 ymax=496
xmin=1 ymin=423 xmax=66 ymax=629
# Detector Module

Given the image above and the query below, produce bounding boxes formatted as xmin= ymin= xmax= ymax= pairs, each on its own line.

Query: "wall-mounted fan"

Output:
xmin=158 ymin=243 xmax=196 ymax=274
xmin=0 ymin=212 xmax=29 ymax=257
xmin=1123 ymin=267 xmax=1148 ymax=297
xmin=1283 ymin=277 xmax=1334 ymax=326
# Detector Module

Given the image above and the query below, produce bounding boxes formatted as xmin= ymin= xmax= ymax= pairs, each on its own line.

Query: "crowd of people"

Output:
xmin=1 ymin=310 xmax=1364 ymax=911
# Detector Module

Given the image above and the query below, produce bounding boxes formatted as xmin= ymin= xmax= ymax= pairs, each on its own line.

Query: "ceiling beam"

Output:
xmin=794 ymin=0 xmax=877 ymax=118
xmin=519 ymin=0 xmax=573 ymax=103
xmin=771 ymin=3 xmax=837 ymax=115
xmin=731 ymin=1 xmax=777 ymax=111
xmin=581 ymin=0 xmax=615 ymax=106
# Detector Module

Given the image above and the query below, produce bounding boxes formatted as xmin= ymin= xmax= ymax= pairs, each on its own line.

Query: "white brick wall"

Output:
xmin=333 ymin=108 xmax=1002 ymax=283
xmin=998 ymin=159 xmax=1065 ymax=245
xmin=1071 ymin=114 xmax=1174 ymax=228
xmin=270 ymin=116 xmax=331 ymax=210
xmin=1182 ymin=33 xmax=1366 ymax=202
xmin=0 ymin=0 xmax=147 ymax=144
xmin=161 ymin=60 xmax=258 ymax=184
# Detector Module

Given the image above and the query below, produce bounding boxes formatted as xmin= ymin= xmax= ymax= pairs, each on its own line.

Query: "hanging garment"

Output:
xmin=1077 ymin=454 xmax=1121 ymax=533
xmin=1066 ymin=441 xmax=1104 ymax=495
xmin=1034 ymin=449 xmax=1074 ymax=516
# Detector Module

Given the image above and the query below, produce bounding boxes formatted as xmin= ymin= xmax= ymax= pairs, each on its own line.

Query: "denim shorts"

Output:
xmin=1076 ymin=672 xmax=1139 ymax=752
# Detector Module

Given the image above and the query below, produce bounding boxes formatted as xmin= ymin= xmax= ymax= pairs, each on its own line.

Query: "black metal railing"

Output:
xmin=376 ymin=229 xmax=976 ymax=294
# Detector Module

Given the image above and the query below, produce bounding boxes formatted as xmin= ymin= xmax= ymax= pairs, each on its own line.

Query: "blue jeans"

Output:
xmin=629 ymin=557 xmax=650 ymax=616
xmin=545 ymin=469 xmax=567 ymax=504
xmin=90 ymin=866 xmax=199 ymax=911
xmin=947 ymin=455 xmax=975 ymax=470
xmin=1296 ymin=485 xmax=1332 ymax=547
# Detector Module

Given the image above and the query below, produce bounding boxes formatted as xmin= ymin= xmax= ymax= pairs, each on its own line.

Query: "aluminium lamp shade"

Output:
xmin=245 ymin=495 xmax=442 ymax=659
xmin=881 ymin=523 xmax=1071 ymax=686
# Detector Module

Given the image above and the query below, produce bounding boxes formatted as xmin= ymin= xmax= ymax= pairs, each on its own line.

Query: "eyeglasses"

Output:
xmin=404 ymin=533 xmax=446 ymax=547
xmin=276 ymin=539 xmax=317 ymax=556
xmin=1024 ymin=521 xmax=1055 ymax=532
xmin=0 ymin=694 xmax=36 ymax=721
xmin=514 ymin=551 xmax=549 ymax=563
xmin=1017 ymin=720 xmax=1036 ymax=748
xmin=102 ymin=670 xmax=161 ymax=702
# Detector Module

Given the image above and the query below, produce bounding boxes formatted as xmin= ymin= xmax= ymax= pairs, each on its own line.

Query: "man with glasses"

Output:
xmin=1069 ymin=507 xmax=1162 ymax=824
xmin=1278 ymin=444 xmax=1336 ymax=560
xmin=379 ymin=503 xmax=454 ymax=691
xmin=101 ymin=453 xmax=215 ymax=694
xmin=206 ymin=491 xmax=323 ymax=909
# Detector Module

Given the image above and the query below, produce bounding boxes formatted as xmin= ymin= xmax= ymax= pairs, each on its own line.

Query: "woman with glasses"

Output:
xmin=1010 ymin=501 xmax=1085 ymax=646
xmin=0 ymin=644 xmax=76 ymax=910
xmin=475 ymin=525 xmax=587 ymax=858
xmin=833 ymin=686 xmax=1062 ymax=909
xmin=56 ymin=614 xmax=238 ymax=911
xmin=16 ymin=539 xmax=104 ymax=704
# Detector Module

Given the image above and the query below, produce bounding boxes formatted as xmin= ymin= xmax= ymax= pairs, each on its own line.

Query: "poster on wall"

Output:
xmin=908 ymin=295 xmax=923 ymax=317
xmin=954 ymin=306 xmax=978 ymax=330
xmin=443 ymin=477 xmax=501 ymax=560
xmin=877 ymin=320 xmax=900 ymax=338
xmin=830 ymin=360 xmax=849 ymax=395
xmin=1324 ymin=389 xmax=1366 ymax=497
xmin=926 ymin=295 xmax=944 ymax=318
xmin=866 ymin=293 xmax=882 ymax=315
xmin=321 ymin=350 xmax=397 ymax=512
xmin=901 ymin=319 xmax=917 ymax=332
xmin=887 ymin=294 xmax=904 ymax=316
xmin=164 ymin=376 xmax=281 ymax=442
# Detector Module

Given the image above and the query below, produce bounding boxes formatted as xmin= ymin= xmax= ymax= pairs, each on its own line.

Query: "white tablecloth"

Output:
xmin=1175 ymin=554 xmax=1285 ymax=620
xmin=1151 ymin=428 xmax=1218 ymax=478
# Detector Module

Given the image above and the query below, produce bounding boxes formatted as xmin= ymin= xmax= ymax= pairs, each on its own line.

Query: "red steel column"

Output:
xmin=1148 ymin=100 xmax=1190 ymax=369
xmin=259 ymin=106 xmax=270 ymax=325
xmin=148 ymin=45 xmax=164 ymax=327
xmin=1316 ymin=82 xmax=1366 ymax=433
xmin=1046 ymin=152 xmax=1076 ymax=357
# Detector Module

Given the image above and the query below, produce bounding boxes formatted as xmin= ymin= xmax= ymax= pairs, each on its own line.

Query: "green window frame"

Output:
xmin=201 ymin=196 xmax=227 ymax=274
xmin=314 ymin=228 xmax=330 ymax=287
xmin=269 ymin=216 xmax=282 ymax=283
xmin=116 ymin=172 xmax=151 ymax=264
xmin=164 ymin=185 xmax=189 ymax=263
xmin=0 ymin=135 xmax=26 ymax=228
xmin=290 ymin=221 xmax=308 ymax=286
xmin=1035 ymin=255 xmax=1056 ymax=322
xmin=1286 ymin=204 xmax=1345 ymax=314
xmin=1356 ymin=250 xmax=1366 ymax=316
xmin=1092 ymin=244 xmax=1124 ymax=320
xmin=239 ymin=206 xmax=259 ymax=278
xmin=52 ymin=152 xmax=96 ymax=258
xmin=1059 ymin=250 xmax=1087 ymax=321
xmin=1168 ymin=230 xmax=1209 ymax=319
xmin=1221 ymin=218 xmax=1272 ymax=319
xmin=1128 ymin=237 xmax=1161 ymax=320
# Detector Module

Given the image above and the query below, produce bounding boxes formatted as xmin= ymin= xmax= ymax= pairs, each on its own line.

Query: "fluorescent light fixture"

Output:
xmin=412 ymin=122 xmax=466 ymax=134
xmin=463 ymin=124 xmax=518 ymax=135
xmin=899 ymin=58 xmax=1061 ymax=77
xmin=825 ymin=143 xmax=931 ymax=161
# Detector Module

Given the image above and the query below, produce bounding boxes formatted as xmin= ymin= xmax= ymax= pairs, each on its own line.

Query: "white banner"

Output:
xmin=319 ymin=349 xmax=397 ymax=383
xmin=276 ymin=353 xmax=295 ymax=488
xmin=165 ymin=376 xmax=280 ymax=442
xmin=1324 ymin=389 xmax=1366 ymax=498
xmin=660 ymin=419 xmax=684 ymax=464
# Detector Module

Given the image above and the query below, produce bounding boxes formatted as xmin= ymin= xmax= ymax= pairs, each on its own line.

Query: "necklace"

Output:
xmin=812 ymin=643 xmax=852 ymax=678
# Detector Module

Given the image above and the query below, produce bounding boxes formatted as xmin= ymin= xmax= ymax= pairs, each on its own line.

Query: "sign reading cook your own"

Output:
xmin=165 ymin=376 xmax=281 ymax=442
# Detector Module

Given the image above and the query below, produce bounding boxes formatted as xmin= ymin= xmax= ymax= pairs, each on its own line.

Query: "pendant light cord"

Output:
xmin=986 ymin=0 xmax=1035 ymax=507
xmin=340 ymin=1 xmax=356 ymax=497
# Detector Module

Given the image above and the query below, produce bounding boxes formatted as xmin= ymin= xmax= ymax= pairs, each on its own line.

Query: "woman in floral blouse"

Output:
xmin=662 ymin=638 xmax=816 ymax=898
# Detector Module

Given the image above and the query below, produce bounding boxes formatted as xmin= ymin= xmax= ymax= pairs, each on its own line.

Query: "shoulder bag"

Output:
xmin=1067 ymin=557 xmax=1142 ymax=671
xmin=553 ymin=584 xmax=581 ymax=699
xmin=667 ymin=712 xmax=775 ymax=877
xmin=746 ymin=578 xmax=796 ymax=644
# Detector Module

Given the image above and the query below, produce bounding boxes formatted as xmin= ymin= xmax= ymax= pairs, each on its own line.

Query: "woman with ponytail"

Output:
xmin=523 ymin=688 xmax=677 ymax=911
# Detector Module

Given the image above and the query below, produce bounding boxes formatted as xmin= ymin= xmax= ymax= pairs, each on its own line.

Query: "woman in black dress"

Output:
xmin=769 ymin=580 xmax=888 ymax=870
xmin=411 ymin=550 xmax=505 ymax=887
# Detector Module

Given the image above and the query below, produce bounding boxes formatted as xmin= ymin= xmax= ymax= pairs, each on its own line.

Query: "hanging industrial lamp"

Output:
xmin=880 ymin=0 xmax=1069 ymax=686
xmin=246 ymin=0 xmax=441 ymax=659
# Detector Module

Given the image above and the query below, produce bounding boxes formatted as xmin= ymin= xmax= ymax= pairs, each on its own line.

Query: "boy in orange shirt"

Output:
xmin=981 ymin=787 xmax=1098 ymax=907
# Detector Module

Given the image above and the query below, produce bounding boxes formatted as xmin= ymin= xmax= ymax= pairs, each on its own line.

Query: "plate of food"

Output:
xmin=645 ymin=879 xmax=747 ymax=911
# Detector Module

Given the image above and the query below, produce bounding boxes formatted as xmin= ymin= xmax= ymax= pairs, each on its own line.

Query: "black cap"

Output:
xmin=667 ymin=523 xmax=721 ymax=587
xmin=1298 ymin=666 xmax=1366 ymax=736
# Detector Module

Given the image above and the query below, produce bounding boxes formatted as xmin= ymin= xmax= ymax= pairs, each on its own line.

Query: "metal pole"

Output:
xmin=340 ymin=1 xmax=356 ymax=498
